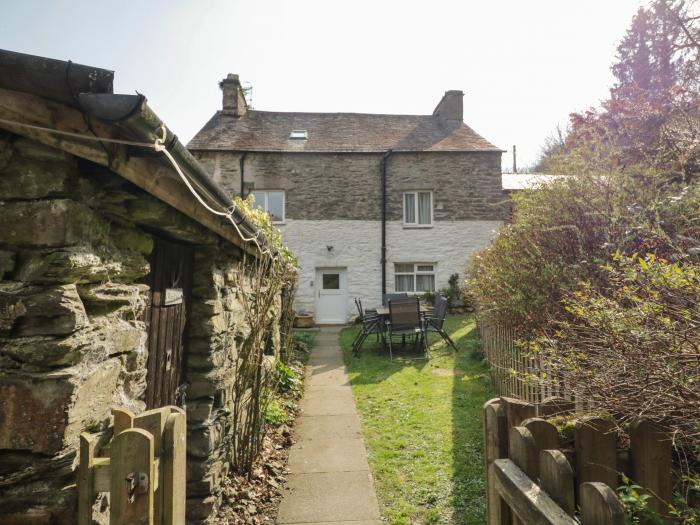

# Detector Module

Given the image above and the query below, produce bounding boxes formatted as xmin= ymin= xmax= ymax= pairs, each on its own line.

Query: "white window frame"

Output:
xmin=402 ymin=190 xmax=433 ymax=227
xmin=289 ymin=130 xmax=308 ymax=139
xmin=251 ymin=190 xmax=285 ymax=224
xmin=394 ymin=262 xmax=437 ymax=293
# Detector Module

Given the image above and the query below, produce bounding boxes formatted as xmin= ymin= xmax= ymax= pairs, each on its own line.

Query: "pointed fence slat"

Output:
xmin=484 ymin=399 xmax=510 ymax=525
xmin=162 ymin=407 xmax=187 ymax=525
xmin=574 ymin=417 xmax=618 ymax=499
xmin=580 ymin=482 xmax=625 ymax=525
xmin=630 ymin=420 xmax=673 ymax=520
xmin=539 ymin=450 xmax=575 ymax=517
xmin=522 ymin=418 xmax=559 ymax=453
xmin=509 ymin=427 xmax=539 ymax=481
xmin=78 ymin=433 xmax=98 ymax=525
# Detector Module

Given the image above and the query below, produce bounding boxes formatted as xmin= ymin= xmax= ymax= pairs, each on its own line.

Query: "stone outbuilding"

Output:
xmin=0 ymin=50 xmax=281 ymax=523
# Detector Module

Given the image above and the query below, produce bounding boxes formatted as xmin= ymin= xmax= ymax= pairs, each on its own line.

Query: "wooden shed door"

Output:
xmin=144 ymin=237 xmax=193 ymax=409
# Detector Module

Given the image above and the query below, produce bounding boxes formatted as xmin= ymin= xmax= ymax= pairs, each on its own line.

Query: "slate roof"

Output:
xmin=187 ymin=110 xmax=502 ymax=153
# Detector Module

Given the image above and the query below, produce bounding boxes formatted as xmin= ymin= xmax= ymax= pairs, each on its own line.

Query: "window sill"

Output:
xmin=402 ymin=224 xmax=433 ymax=229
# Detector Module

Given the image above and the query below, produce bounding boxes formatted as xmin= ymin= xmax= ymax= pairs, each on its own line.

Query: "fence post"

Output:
xmin=540 ymin=449 xmax=575 ymax=517
xmin=484 ymin=399 xmax=510 ymax=525
xmin=580 ymin=482 xmax=625 ymax=525
xmin=630 ymin=419 xmax=672 ymax=521
xmin=162 ymin=407 xmax=187 ymax=525
xmin=78 ymin=433 xmax=99 ymax=525
xmin=575 ymin=417 xmax=617 ymax=501
xmin=110 ymin=428 xmax=155 ymax=525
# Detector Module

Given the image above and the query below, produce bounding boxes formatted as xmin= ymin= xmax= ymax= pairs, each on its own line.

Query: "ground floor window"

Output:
xmin=394 ymin=263 xmax=436 ymax=293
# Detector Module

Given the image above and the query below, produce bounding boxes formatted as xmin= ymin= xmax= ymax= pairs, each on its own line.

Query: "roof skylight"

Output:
xmin=289 ymin=130 xmax=308 ymax=140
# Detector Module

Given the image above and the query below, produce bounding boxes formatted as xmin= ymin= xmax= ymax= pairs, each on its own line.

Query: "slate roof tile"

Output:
xmin=187 ymin=110 xmax=501 ymax=153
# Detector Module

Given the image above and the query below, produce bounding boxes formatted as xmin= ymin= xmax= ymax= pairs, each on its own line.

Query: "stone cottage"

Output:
xmin=0 ymin=50 xmax=281 ymax=523
xmin=189 ymin=74 xmax=508 ymax=323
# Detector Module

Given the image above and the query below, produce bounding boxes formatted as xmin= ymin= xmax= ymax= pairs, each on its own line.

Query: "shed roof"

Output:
xmin=0 ymin=48 xmax=266 ymax=256
xmin=501 ymin=173 xmax=565 ymax=191
xmin=188 ymin=110 xmax=502 ymax=153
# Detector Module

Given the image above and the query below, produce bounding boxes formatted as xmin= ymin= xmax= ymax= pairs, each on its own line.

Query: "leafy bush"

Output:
xmin=440 ymin=273 xmax=464 ymax=308
xmin=292 ymin=329 xmax=315 ymax=347
xmin=275 ymin=360 xmax=302 ymax=394
xmin=264 ymin=398 xmax=288 ymax=426
xmin=538 ymin=253 xmax=700 ymax=450
xmin=467 ymin=169 xmax=693 ymax=337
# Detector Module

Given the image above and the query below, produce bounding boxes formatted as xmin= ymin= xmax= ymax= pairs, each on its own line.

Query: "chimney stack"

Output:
xmin=433 ymin=90 xmax=464 ymax=126
xmin=220 ymin=73 xmax=247 ymax=117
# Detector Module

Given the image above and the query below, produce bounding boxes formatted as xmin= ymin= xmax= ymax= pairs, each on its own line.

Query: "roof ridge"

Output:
xmin=241 ymin=109 xmax=435 ymax=118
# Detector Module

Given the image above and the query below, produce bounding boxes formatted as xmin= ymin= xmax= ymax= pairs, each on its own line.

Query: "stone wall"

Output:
xmin=0 ymin=132 xmax=279 ymax=524
xmin=192 ymin=150 xmax=507 ymax=222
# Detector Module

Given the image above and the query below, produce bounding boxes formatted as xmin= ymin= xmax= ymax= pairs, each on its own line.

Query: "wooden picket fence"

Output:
xmin=78 ymin=406 xmax=186 ymax=525
xmin=478 ymin=315 xmax=570 ymax=405
xmin=484 ymin=396 xmax=673 ymax=524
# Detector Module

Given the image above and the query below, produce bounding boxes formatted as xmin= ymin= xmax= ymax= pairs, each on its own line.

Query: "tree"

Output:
xmin=538 ymin=1 xmax=700 ymax=180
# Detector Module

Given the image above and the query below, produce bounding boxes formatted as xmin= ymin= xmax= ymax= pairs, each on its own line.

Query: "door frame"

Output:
xmin=314 ymin=267 xmax=348 ymax=324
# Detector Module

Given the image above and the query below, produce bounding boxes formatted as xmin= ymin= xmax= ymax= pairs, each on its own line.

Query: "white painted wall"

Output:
xmin=279 ymin=219 xmax=502 ymax=322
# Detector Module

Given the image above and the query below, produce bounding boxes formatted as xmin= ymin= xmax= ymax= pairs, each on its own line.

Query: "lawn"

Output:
xmin=339 ymin=314 xmax=493 ymax=525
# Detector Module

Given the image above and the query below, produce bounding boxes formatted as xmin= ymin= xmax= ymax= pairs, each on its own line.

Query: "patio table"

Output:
xmin=374 ymin=304 xmax=430 ymax=317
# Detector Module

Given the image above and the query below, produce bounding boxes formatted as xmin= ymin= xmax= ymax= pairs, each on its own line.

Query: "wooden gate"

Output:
xmin=78 ymin=406 xmax=186 ymax=525
xmin=144 ymin=238 xmax=193 ymax=409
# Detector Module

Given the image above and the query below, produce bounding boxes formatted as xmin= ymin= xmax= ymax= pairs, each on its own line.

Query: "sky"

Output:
xmin=2 ymin=0 xmax=646 ymax=169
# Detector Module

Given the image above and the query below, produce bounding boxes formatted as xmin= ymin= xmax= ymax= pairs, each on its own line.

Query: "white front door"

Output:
xmin=315 ymin=268 xmax=347 ymax=324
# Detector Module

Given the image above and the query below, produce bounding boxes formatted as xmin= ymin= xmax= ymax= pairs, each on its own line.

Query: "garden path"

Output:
xmin=276 ymin=326 xmax=381 ymax=525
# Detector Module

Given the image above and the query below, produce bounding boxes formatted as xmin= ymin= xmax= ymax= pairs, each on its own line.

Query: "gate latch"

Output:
xmin=125 ymin=471 xmax=149 ymax=503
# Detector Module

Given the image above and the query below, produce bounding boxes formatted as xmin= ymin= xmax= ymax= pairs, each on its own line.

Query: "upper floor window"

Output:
xmin=251 ymin=190 xmax=285 ymax=223
xmin=394 ymin=263 xmax=436 ymax=293
xmin=403 ymin=191 xmax=432 ymax=226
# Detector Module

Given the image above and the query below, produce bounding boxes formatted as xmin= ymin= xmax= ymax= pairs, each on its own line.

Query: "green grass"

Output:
xmin=339 ymin=315 xmax=493 ymax=525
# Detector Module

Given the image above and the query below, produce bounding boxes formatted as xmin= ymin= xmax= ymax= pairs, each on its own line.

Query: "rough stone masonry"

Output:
xmin=0 ymin=131 xmax=280 ymax=524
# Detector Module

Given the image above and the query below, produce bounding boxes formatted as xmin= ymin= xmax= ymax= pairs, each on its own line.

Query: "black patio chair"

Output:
xmin=352 ymin=298 xmax=383 ymax=356
xmin=382 ymin=292 xmax=408 ymax=306
xmin=424 ymin=294 xmax=457 ymax=351
xmin=385 ymin=297 xmax=428 ymax=359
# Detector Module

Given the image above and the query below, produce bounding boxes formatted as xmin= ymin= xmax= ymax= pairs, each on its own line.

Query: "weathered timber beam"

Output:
xmin=0 ymin=86 xmax=258 ymax=256
xmin=492 ymin=458 xmax=577 ymax=525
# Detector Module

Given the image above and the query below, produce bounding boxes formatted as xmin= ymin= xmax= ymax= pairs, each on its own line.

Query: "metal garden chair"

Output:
xmin=385 ymin=297 xmax=428 ymax=359
xmin=424 ymin=294 xmax=457 ymax=351
xmin=382 ymin=292 xmax=408 ymax=306
xmin=352 ymin=298 xmax=383 ymax=356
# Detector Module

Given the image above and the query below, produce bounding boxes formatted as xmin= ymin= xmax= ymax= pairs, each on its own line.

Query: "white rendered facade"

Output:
xmin=279 ymin=219 xmax=502 ymax=322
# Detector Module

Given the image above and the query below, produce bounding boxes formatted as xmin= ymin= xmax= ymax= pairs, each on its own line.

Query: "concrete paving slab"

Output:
xmin=300 ymin=388 xmax=357 ymax=416
xmin=288 ymin=438 xmax=370 ymax=473
xmin=277 ymin=471 xmax=381 ymax=523
xmin=294 ymin=414 xmax=362 ymax=441
xmin=277 ymin=327 xmax=380 ymax=524
xmin=306 ymin=367 xmax=350 ymax=387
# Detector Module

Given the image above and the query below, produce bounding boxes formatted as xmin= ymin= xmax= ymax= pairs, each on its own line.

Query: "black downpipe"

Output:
xmin=380 ymin=150 xmax=393 ymax=296
xmin=239 ymin=152 xmax=248 ymax=197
